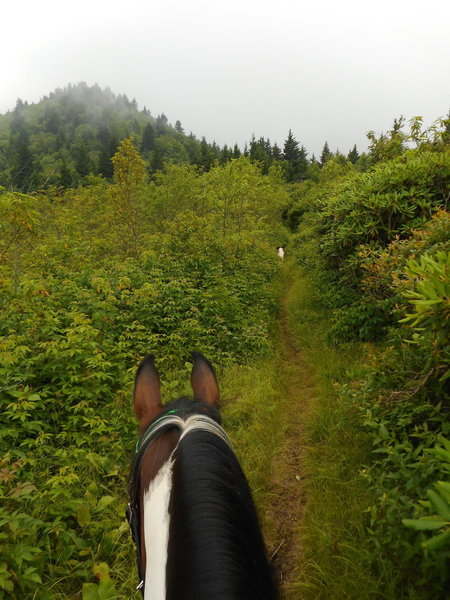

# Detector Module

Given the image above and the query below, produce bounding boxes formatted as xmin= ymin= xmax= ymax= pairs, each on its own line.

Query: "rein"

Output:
xmin=126 ymin=409 xmax=233 ymax=594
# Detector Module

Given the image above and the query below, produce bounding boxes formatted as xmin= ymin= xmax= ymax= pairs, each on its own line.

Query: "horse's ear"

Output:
xmin=133 ymin=355 xmax=162 ymax=426
xmin=190 ymin=351 xmax=220 ymax=407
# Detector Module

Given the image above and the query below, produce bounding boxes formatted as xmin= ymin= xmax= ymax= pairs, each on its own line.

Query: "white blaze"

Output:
xmin=143 ymin=459 xmax=174 ymax=600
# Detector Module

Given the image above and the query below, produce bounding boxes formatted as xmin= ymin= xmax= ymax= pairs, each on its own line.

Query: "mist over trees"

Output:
xmin=0 ymin=82 xmax=367 ymax=192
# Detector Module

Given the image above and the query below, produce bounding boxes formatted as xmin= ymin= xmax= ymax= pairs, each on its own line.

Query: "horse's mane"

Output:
xmin=166 ymin=403 xmax=277 ymax=600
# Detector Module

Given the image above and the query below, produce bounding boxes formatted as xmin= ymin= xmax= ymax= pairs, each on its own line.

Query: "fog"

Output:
xmin=2 ymin=0 xmax=449 ymax=155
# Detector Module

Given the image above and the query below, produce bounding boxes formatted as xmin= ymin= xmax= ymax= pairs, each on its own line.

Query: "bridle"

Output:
xmin=126 ymin=408 xmax=233 ymax=594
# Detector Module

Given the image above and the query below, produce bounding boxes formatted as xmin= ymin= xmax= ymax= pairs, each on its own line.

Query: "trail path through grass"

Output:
xmin=264 ymin=262 xmax=316 ymax=599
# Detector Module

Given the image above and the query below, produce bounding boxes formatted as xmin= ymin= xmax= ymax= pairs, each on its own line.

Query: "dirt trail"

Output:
xmin=264 ymin=267 xmax=316 ymax=599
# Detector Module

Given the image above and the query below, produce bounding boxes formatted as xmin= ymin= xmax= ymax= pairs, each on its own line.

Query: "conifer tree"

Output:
xmin=283 ymin=130 xmax=308 ymax=181
xmin=272 ymin=143 xmax=282 ymax=160
xmin=298 ymin=145 xmax=309 ymax=178
xmin=220 ymin=145 xmax=232 ymax=164
xmin=13 ymin=136 xmax=34 ymax=192
xmin=283 ymin=130 xmax=300 ymax=164
xmin=140 ymin=123 xmax=156 ymax=153
xmin=74 ymin=140 xmax=91 ymax=177
xmin=98 ymin=146 xmax=114 ymax=179
xmin=195 ymin=137 xmax=214 ymax=171
xmin=320 ymin=141 xmax=332 ymax=165
xmin=156 ymin=113 xmax=168 ymax=135
xmin=210 ymin=141 xmax=221 ymax=163
xmin=151 ymin=145 xmax=164 ymax=173
xmin=264 ymin=138 xmax=272 ymax=157
xmin=347 ymin=144 xmax=359 ymax=164
xmin=9 ymin=101 xmax=35 ymax=191
xmin=59 ymin=159 xmax=74 ymax=187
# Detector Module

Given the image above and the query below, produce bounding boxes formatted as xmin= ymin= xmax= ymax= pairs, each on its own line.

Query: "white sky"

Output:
xmin=2 ymin=0 xmax=449 ymax=156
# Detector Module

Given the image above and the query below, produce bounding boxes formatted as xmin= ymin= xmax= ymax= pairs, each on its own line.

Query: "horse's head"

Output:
xmin=129 ymin=352 xmax=223 ymax=594
xmin=128 ymin=352 xmax=277 ymax=599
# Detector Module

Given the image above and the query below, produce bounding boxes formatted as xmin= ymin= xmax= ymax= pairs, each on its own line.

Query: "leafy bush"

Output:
xmin=292 ymin=147 xmax=450 ymax=340
xmin=401 ymin=251 xmax=450 ymax=389
xmin=403 ymin=436 xmax=450 ymax=553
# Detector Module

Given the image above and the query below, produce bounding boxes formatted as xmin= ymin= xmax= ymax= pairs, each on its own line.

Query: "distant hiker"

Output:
xmin=277 ymin=247 xmax=285 ymax=261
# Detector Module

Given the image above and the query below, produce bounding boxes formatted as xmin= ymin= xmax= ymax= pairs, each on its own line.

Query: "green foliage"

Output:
xmin=401 ymin=252 xmax=450 ymax=383
xmin=290 ymin=116 xmax=450 ymax=597
xmin=282 ymin=130 xmax=308 ymax=182
xmin=366 ymin=116 xmax=407 ymax=163
xmin=0 ymin=156 xmax=287 ymax=598
xmin=291 ymin=145 xmax=450 ymax=341
xmin=403 ymin=437 xmax=450 ymax=552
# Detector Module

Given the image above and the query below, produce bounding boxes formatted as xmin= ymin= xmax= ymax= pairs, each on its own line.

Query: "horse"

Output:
xmin=127 ymin=352 xmax=278 ymax=600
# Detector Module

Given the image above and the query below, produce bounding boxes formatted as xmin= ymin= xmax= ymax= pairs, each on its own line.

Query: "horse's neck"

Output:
xmin=167 ymin=438 xmax=276 ymax=600
xmin=142 ymin=430 xmax=276 ymax=600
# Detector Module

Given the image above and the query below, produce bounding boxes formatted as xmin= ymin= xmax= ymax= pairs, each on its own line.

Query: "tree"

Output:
xmin=74 ymin=140 xmax=91 ymax=177
xmin=175 ymin=120 xmax=184 ymax=134
xmin=59 ymin=158 xmax=74 ymax=187
xmin=283 ymin=130 xmax=300 ymax=164
xmin=98 ymin=128 xmax=117 ymax=179
xmin=249 ymin=136 xmax=271 ymax=174
xmin=320 ymin=141 xmax=332 ymax=165
xmin=111 ymin=138 xmax=147 ymax=256
xmin=367 ymin=116 xmax=406 ymax=163
xmin=9 ymin=102 xmax=35 ymax=192
xmin=140 ymin=123 xmax=156 ymax=153
xmin=272 ymin=143 xmax=282 ymax=161
xmin=283 ymin=130 xmax=308 ymax=182
xmin=347 ymin=144 xmax=360 ymax=164
xmin=0 ymin=191 xmax=40 ymax=292
xmin=12 ymin=131 xmax=34 ymax=192
xmin=156 ymin=113 xmax=168 ymax=135
xmin=151 ymin=145 xmax=164 ymax=172
xmin=152 ymin=137 xmax=189 ymax=166
xmin=44 ymin=107 xmax=61 ymax=134
xmin=195 ymin=138 xmax=214 ymax=171
xmin=220 ymin=145 xmax=232 ymax=164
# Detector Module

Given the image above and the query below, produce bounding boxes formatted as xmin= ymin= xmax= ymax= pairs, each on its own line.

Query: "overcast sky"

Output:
xmin=2 ymin=0 xmax=449 ymax=156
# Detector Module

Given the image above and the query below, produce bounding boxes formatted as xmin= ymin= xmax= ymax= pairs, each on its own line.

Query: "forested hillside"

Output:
xmin=0 ymin=82 xmax=365 ymax=193
xmin=0 ymin=88 xmax=449 ymax=600
xmin=0 ymin=83 xmax=206 ymax=190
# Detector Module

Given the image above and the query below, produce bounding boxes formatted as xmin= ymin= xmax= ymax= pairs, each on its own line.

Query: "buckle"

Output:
xmin=126 ymin=502 xmax=132 ymax=525
xmin=126 ymin=503 xmax=136 ymax=541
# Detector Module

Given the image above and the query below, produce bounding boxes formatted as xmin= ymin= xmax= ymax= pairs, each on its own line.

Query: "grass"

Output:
xmin=221 ymin=359 xmax=284 ymax=527
xmin=283 ymin=260 xmax=402 ymax=599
